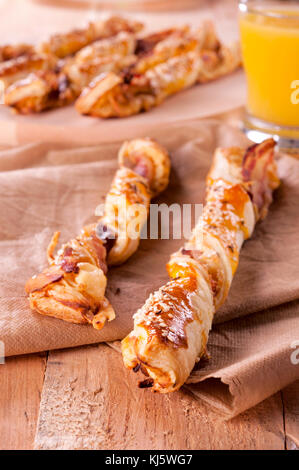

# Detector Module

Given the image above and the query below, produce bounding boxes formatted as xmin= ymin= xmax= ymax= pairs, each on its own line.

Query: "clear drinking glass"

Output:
xmin=239 ymin=0 xmax=299 ymax=150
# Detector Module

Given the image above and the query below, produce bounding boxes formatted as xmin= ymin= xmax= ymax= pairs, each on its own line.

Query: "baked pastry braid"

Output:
xmin=75 ymin=40 xmax=241 ymax=118
xmin=75 ymin=51 xmax=201 ymax=117
xmin=25 ymin=138 xmax=170 ymax=328
xmin=121 ymin=139 xmax=280 ymax=392
xmin=38 ymin=16 xmax=143 ymax=58
xmin=1 ymin=16 xmax=142 ymax=101
xmin=5 ymin=32 xmax=138 ymax=113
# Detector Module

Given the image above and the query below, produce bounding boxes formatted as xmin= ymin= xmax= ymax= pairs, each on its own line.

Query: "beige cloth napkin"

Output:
xmin=1 ymin=119 xmax=299 ymax=416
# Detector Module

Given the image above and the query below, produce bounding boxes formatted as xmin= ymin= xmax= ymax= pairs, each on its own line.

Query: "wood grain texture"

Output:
xmin=34 ymin=343 xmax=285 ymax=450
xmin=282 ymin=381 xmax=299 ymax=450
xmin=0 ymin=353 xmax=47 ymax=450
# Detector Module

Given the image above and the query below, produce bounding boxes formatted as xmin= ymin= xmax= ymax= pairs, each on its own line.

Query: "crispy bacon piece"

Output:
xmin=135 ymin=29 xmax=176 ymax=55
xmin=138 ymin=378 xmax=154 ymax=388
xmin=25 ymin=265 xmax=64 ymax=294
xmin=242 ymin=139 xmax=280 ymax=220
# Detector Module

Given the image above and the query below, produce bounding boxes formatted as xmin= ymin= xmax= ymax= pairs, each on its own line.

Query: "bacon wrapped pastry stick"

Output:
xmin=75 ymin=38 xmax=241 ymax=118
xmin=38 ymin=16 xmax=143 ymax=58
xmin=5 ymin=32 xmax=138 ymax=113
xmin=25 ymin=138 xmax=170 ymax=328
xmin=0 ymin=16 xmax=142 ymax=97
xmin=75 ymin=51 xmax=201 ymax=117
xmin=122 ymin=139 xmax=280 ymax=392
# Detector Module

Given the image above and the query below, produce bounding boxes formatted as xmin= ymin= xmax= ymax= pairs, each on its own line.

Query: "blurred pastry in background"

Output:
xmin=1 ymin=17 xmax=241 ymax=116
xmin=3 ymin=16 xmax=143 ymax=113
xmin=76 ymin=23 xmax=241 ymax=118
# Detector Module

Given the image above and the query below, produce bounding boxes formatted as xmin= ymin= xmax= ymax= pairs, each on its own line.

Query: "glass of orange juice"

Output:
xmin=239 ymin=0 xmax=299 ymax=150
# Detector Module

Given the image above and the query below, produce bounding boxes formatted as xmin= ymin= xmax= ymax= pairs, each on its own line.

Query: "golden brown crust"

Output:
xmin=135 ymin=274 xmax=198 ymax=349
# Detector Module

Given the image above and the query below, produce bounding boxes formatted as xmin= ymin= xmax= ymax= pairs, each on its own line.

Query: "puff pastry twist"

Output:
xmin=25 ymin=138 xmax=170 ymax=329
xmin=122 ymin=139 xmax=280 ymax=392
xmin=2 ymin=16 xmax=143 ymax=112
xmin=75 ymin=23 xmax=241 ymax=118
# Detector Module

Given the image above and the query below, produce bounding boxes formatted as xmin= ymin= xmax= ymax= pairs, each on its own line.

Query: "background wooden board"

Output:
xmin=0 ymin=353 xmax=47 ymax=450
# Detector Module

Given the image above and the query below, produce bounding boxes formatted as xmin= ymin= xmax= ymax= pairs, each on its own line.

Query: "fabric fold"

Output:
xmin=186 ymin=301 xmax=299 ymax=417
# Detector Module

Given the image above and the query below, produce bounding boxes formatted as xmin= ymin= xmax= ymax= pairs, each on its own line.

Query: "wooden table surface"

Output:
xmin=1 ymin=343 xmax=298 ymax=450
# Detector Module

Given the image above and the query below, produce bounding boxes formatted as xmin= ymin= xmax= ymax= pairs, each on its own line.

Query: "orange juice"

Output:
xmin=240 ymin=7 xmax=299 ymax=129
